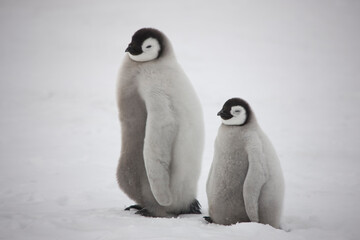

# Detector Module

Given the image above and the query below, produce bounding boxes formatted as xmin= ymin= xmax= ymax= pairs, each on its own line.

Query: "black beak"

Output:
xmin=217 ymin=109 xmax=232 ymax=119
xmin=125 ymin=43 xmax=132 ymax=53
xmin=125 ymin=43 xmax=142 ymax=55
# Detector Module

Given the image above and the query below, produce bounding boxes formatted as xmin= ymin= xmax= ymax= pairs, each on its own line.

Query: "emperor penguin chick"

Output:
xmin=116 ymin=28 xmax=204 ymax=217
xmin=206 ymin=98 xmax=284 ymax=228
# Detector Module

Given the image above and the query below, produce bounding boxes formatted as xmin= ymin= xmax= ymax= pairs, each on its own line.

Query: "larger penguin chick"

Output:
xmin=206 ymin=98 xmax=285 ymax=228
xmin=116 ymin=28 xmax=204 ymax=217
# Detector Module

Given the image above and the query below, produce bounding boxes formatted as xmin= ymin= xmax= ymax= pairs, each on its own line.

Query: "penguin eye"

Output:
xmin=234 ymin=110 xmax=241 ymax=113
xmin=146 ymin=45 xmax=152 ymax=48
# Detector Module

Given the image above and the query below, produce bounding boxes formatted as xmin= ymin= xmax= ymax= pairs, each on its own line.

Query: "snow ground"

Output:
xmin=0 ymin=0 xmax=359 ymax=239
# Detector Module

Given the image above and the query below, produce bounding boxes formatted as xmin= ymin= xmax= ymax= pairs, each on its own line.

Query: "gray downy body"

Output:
xmin=116 ymin=29 xmax=204 ymax=217
xmin=207 ymin=116 xmax=284 ymax=227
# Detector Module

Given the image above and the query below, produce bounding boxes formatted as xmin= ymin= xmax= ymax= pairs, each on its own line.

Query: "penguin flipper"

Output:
xmin=142 ymin=90 xmax=177 ymax=207
xmin=243 ymin=138 xmax=268 ymax=223
xmin=124 ymin=204 xmax=143 ymax=211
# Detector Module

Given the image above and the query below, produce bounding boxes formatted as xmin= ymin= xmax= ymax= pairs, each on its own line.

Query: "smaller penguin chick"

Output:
xmin=206 ymin=98 xmax=284 ymax=228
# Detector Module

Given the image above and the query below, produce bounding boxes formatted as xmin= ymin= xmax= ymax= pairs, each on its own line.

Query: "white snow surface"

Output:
xmin=1 ymin=0 xmax=360 ymax=239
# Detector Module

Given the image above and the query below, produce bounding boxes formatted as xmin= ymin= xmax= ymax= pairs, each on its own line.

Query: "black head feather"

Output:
xmin=125 ymin=28 xmax=164 ymax=58
xmin=217 ymin=98 xmax=252 ymax=126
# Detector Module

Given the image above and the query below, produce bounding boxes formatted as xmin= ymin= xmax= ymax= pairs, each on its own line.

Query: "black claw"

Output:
xmin=188 ymin=199 xmax=202 ymax=214
xmin=124 ymin=204 xmax=143 ymax=211
xmin=178 ymin=199 xmax=202 ymax=215
xmin=203 ymin=216 xmax=213 ymax=223
xmin=135 ymin=208 xmax=153 ymax=217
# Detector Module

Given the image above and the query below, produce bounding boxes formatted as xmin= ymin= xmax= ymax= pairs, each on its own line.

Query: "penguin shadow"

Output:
xmin=281 ymin=215 xmax=321 ymax=233
xmin=201 ymin=214 xmax=293 ymax=232
xmin=123 ymin=204 xmax=294 ymax=233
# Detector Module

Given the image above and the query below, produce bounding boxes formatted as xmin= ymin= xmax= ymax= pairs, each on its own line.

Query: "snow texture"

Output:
xmin=0 ymin=0 xmax=359 ymax=239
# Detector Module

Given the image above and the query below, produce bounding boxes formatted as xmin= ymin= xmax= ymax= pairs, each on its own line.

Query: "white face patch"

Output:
xmin=222 ymin=105 xmax=247 ymax=126
xmin=128 ymin=38 xmax=161 ymax=62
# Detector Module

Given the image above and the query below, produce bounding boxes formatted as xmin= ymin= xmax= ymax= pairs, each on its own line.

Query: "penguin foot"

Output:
xmin=135 ymin=208 xmax=154 ymax=217
xmin=203 ymin=216 xmax=213 ymax=223
xmin=187 ymin=199 xmax=201 ymax=214
xmin=177 ymin=199 xmax=201 ymax=215
xmin=124 ymin=204 xmax=143 ymax=211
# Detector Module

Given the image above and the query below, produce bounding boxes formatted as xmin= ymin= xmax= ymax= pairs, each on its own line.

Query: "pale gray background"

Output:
xmin=1 ymin=0 xmax=359 ymax=239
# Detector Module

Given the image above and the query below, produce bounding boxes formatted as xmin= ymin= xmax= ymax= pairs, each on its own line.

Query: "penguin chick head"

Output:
xmin=125 ymin=28 xmax=164 ymax=62
xmin=217 ymin=98 xmax=251 ymax=126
